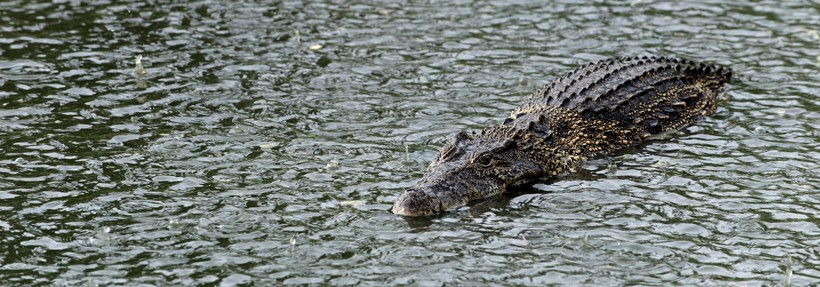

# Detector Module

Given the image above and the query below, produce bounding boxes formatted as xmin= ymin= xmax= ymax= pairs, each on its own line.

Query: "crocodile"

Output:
xmin=392 ymin=56 xmax=732 ymax=217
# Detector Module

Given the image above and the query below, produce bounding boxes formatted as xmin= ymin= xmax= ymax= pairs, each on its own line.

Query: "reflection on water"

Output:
xmin=0 ymin=0 xmax=818 ymax=286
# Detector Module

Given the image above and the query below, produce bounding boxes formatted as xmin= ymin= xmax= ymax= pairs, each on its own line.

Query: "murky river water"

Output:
xmin=1 ymin=0 xmax=818 ymax=286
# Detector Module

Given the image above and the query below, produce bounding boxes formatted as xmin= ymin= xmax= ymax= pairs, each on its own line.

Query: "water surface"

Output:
xmin=1 ymin=0 xmax=818 ymax=286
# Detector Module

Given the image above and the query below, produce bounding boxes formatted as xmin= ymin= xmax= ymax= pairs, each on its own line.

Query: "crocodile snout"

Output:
xmin=391 ymin=188 xmax=445 ymax=217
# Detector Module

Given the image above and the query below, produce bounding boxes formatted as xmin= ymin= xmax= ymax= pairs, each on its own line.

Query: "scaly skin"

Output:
xmin=392 ymin=56 xmax=733 ymax=217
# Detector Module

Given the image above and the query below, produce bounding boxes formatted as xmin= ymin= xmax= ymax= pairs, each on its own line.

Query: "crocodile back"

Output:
xmin=522 ymin=56 xmax=732 ymax=136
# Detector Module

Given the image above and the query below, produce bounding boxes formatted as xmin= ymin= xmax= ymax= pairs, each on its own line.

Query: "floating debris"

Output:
xmin=309 ymin=44 xmax=323 ymax=50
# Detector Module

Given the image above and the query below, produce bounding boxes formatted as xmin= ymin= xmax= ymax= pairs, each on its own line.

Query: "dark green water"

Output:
xmin=1 ymin=0 xmax=818 ymax=286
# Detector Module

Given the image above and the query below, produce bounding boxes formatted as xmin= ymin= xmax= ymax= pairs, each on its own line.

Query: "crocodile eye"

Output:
xmin=475 ymin=153 xmax=494 ymax=166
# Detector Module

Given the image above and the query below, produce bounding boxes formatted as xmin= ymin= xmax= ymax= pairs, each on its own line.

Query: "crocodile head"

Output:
xmin=392 ymin=127 xmax=545 ymax=216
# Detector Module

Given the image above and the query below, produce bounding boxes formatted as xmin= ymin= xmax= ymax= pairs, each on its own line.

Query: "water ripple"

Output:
xmin=0 ymin=0 xmax=818 ymax=286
